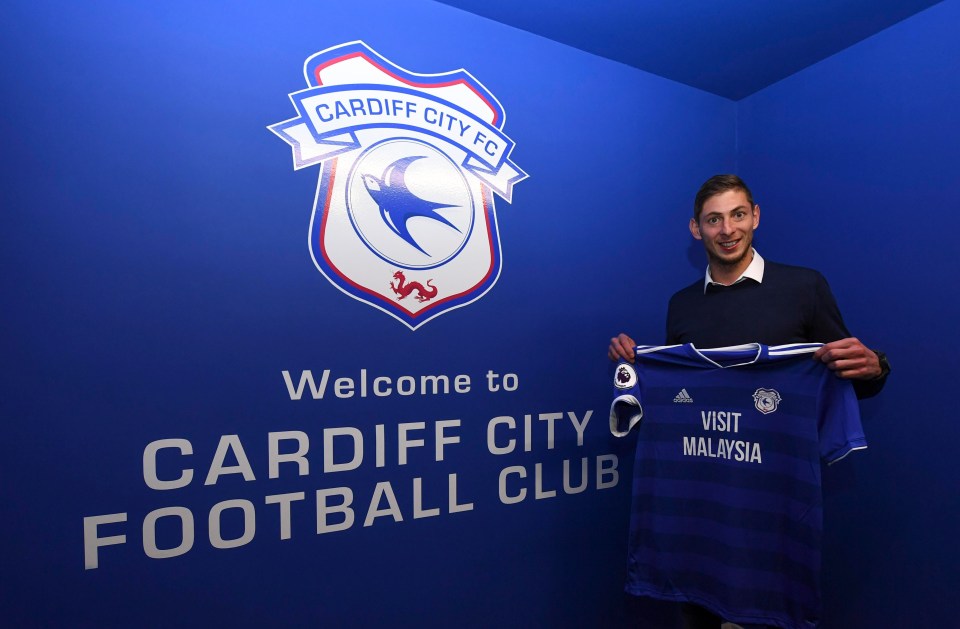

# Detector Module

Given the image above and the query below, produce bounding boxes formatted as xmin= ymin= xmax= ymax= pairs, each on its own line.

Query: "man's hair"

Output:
xmin=693 ymin=174 xmax=755 ymax=221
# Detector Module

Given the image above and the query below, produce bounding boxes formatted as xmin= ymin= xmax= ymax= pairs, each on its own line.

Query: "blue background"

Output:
xmin=1 ymin=0 xmax=957 ymax=627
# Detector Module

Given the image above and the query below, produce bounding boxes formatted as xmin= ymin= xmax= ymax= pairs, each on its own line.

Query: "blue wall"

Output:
xmin=0 ymin=1 xmax=734 ymax=627
xmin=738 ymin=1 xmax=960 ymax=625
xmin=5 ymin=0 xmax=954 ymax=626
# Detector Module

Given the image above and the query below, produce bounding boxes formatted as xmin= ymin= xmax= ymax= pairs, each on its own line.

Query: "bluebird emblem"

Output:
xmin=361 ymin=156 xmax=461 ymax=256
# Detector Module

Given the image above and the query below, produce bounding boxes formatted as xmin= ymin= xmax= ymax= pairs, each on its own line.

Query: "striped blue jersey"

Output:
xmin=609 ymin=343 xmax=866 ymax=629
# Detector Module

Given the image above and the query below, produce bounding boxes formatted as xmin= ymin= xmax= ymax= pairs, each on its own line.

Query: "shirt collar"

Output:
xmin=703 ymin=249 xmax=765 ymax=292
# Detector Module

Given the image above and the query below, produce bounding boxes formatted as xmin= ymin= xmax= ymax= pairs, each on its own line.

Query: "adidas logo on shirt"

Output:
xmin=674 ymin=389 xmax=693 ymax=403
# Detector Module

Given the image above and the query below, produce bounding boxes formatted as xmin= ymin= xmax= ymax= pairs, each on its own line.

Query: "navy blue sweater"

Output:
xmin=665 ymin=261 xmax=886 ymax=398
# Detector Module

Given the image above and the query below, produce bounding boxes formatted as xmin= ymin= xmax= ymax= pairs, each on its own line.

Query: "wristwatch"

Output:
xmin=873 ymin=350 xmax=891 ymax=379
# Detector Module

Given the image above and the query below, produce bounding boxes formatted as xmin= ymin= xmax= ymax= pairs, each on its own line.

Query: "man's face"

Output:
xmin=689 ymin=189 xmax=760 ymax=268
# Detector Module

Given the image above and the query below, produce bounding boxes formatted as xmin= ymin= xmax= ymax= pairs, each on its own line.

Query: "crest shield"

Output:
xmin=270 ymin=42 xmax=527 ymax=329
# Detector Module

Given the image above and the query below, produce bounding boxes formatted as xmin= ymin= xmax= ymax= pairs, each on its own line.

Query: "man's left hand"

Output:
xmin=812 ymin=337 xmax=883 ymax=380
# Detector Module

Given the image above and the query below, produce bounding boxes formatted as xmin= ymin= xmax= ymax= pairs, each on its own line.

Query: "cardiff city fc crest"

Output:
xmin=269 ymin=41 xmax=527 ymax=329
xmin=752 ymin=388 xmax=782 ymax=415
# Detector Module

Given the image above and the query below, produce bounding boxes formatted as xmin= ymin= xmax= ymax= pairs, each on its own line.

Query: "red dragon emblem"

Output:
xmin=390 ymin=271 xmax=438 ymax=303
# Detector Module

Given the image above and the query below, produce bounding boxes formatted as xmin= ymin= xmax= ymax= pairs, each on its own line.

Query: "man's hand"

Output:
xmin=608 ymin=333 xmax=637 ymax=363
xmin=812 ymin=337 xmax=882 ymax=380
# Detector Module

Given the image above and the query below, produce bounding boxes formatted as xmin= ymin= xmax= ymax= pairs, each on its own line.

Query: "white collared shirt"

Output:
xmin=703 ymin=249 xmax=765 ymax=292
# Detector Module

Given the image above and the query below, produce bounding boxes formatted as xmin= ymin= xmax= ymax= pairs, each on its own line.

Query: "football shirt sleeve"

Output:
xmin=817 ymin=368 xmax=868 ymax=464
xmin=610 ymin=361 xmax=643 ymax=437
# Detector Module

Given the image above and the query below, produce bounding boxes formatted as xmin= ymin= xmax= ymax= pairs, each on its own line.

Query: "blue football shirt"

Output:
xmin=610 ymin=343 xmax=866 ymax=629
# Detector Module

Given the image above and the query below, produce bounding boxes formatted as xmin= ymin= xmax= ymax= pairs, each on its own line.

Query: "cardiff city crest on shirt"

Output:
xmin=752 ymin=388 xmax=782 ymax=414
xmin=269 ymin=41 xmax=527 ymax=329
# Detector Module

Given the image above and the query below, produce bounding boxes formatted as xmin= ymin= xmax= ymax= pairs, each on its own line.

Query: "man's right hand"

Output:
xmin=608 ymin=333 xmax=636 ymax=363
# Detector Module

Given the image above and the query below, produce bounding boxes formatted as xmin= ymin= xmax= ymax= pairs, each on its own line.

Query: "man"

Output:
xmin=607 ymin=174 xmax=889 ymax=628
xmin=609 ymin=174 xmax=888 ymax=394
